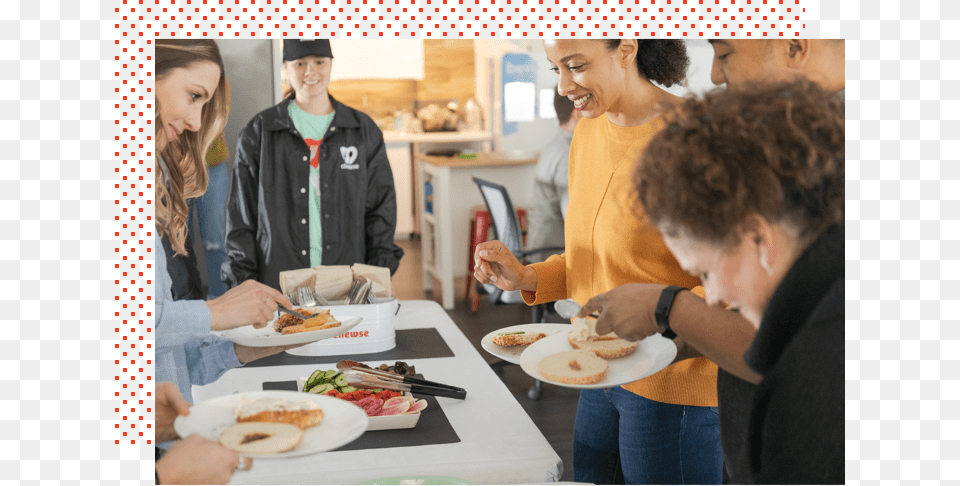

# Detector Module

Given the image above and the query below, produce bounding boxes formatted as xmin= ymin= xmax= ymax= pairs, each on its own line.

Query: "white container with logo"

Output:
xmin=286 ymin=298 xmax=399 ymax=356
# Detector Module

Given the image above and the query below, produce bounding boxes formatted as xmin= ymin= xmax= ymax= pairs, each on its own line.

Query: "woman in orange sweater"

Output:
xmin=475 ymin=40 xmax=721 ymax=484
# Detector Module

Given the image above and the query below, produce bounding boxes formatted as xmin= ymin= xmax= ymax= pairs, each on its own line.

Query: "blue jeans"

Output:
xmin=190 ymin=161 xmax=229 ymax=298
xmin=573 ymin=387 xmax=722 ymax=485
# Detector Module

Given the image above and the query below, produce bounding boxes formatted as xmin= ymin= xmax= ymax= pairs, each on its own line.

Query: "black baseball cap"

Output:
xmin=283 ymin=39 xmax=333 ymax=62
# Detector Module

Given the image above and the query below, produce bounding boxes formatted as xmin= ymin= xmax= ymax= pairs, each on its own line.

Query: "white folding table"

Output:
xmin=192 ymin=300 xmax=563 ymax=484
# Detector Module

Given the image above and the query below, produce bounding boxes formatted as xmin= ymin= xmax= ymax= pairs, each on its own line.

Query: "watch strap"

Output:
xmin=655 ymin=285 xmax=686 ymax=340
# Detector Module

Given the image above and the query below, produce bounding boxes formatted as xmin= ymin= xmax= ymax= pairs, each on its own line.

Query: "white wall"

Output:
xmin=329 ymin=40 xmax=425 ymax=81
xmin=677 ymin=40 xmax=720 ymax=96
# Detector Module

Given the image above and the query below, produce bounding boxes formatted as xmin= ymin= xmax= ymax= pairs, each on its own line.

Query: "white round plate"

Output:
xmin=480 ymin=323 xmax=570 ymax=365
xmin=519 ymin=332 xmax=678 ymax=389
xmin=173 ymin=391 xmax=368 ymax=459
xmin=220 ymin=310 xmax=362 ymax=347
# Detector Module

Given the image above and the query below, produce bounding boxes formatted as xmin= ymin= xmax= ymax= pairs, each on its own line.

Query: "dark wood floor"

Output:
xmin=393 ymin=238 xmax=579 ymax=482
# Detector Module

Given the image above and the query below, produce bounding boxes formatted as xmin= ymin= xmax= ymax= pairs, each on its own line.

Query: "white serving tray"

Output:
xmin=296 ymin=377 xmax=422 ymax=431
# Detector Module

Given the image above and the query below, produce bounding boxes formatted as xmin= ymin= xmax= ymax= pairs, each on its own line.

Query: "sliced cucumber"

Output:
xmin=323 ymin=370 xmax=338 ymax=379
xmin=310 ymin=383 xmax=335 ymax=394
xmin=304 ymin=370 xmax=325 ymax=391
xmin=338 ymin=385 xmax=357 ymax=393
xmin=334 ymin=373 xmax=348 ymax=388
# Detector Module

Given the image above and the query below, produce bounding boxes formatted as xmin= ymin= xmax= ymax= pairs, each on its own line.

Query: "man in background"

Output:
xmin=526 ymin=88 xmax=582 ymax=263
xmin=708 ymin=39 xmax=845 ymax=94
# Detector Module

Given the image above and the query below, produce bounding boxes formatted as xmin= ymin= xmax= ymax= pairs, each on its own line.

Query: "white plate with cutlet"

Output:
xmin=481 ymin=324 xmax=570 ymax=365
xmin=220 ymin=308 xmax=362 ymax=347
xmin=174 ymin=391 xmax=369 ymax=458
xmin=519 ymin=330 xmax=678 ymax=389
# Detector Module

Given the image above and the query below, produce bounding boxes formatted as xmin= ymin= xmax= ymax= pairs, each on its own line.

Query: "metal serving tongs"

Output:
xmin=336 ymin=361 xmax=467 ymax=400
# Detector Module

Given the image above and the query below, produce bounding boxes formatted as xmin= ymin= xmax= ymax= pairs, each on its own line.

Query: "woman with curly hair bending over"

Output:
xmin=474 ymin=39 xmax=722 ymax=484
xmin=632 ymin=80 xmax=845 ymax=483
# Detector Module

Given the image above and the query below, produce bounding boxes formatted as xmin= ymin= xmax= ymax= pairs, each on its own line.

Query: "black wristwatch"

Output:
xmin=655 ymin=285 xmax=686 ymax=340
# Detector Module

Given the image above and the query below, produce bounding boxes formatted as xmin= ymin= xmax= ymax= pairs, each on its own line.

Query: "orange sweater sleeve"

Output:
xmin=521 ymin=253 xmax=568 ymax=305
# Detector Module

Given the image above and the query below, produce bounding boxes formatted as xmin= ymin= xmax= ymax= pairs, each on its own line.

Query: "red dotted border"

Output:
xmin=113 ymin=0 xmax=808 ymax=448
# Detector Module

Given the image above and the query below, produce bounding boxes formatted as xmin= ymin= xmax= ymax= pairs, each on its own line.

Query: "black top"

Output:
xmin=719 ymin=88 xmax=845 ymax=485
xmin=743 ymin=224 xmax=845 ymax=484
xmin=717 ymin=368 xmax=757 ymax=484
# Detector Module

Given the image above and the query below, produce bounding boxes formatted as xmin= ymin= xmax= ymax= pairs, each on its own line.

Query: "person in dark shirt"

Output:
xmin=526 ymin=88 xmax=581 ymax=263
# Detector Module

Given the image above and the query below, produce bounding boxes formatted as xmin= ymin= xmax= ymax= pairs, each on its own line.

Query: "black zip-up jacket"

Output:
xmin=744 ymin=224 xmax=843 ymax=484
xmin=222 ymin=96 xmax=403 ymax=291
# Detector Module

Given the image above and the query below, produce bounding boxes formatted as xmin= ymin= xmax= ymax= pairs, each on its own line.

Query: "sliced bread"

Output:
xmin=219 ymin=422 xmax=303 ymax=454
xmin=491 ymin=331 xmax=547 ymax=346
xmin=537 ymin=350 xmax=609 ymax=385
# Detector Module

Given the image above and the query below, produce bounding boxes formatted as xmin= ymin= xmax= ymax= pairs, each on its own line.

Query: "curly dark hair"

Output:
xmin=604 ymin=39 xmax=689 ymax=87
xmin=634 ymin=80 xmax=844 ymax=247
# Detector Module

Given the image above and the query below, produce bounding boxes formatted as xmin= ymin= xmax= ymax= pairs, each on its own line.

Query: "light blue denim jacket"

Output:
xmin=155 ymin=235 xmax=241 ymax=404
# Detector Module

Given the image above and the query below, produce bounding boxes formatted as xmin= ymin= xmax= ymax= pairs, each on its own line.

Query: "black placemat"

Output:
xmin=262 ymin=381 xmax=299 ymax=392
xmin=261 ymin=380 xmax=461 ymax=451
xmin=242 ymin=328 xmax=455 ymax=368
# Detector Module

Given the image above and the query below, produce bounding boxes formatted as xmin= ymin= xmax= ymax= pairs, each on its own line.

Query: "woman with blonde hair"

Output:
xmin=154 ymin=38 xmax=297 ymax=408
xmin=154 ymin=39 xmax=306 ymax=482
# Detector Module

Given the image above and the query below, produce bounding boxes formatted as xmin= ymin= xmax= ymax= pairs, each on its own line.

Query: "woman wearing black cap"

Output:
xmin=223 ymin=39 xmax=404 ymax=292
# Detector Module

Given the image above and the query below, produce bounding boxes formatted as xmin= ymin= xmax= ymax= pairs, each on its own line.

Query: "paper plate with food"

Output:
xmin=519 ymin=316 xmax=677 ymax=389
xmin=220 ymin=307 xmax=363 ymax=347
xmin=480 ymin=323 xmax=570 ymax=365
xmin=174 ymin=390 xmax=368 ymax=458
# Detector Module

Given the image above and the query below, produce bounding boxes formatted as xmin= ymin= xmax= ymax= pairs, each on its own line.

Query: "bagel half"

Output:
xmin=567 ymin=317 xmax=638 ymax=358
xmin=219 ymin=422 xmax=303 ymax=455
xmin=538 ymin=350 xmax=609 ymax=385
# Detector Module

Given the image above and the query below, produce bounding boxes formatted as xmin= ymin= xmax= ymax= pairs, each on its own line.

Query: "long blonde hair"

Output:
xmin=154 ymin=39 xmax=230 ymax=256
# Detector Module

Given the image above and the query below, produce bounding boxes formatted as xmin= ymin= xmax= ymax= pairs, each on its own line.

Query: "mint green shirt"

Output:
xmin=287 ymin=102 xmax=335 ymax=267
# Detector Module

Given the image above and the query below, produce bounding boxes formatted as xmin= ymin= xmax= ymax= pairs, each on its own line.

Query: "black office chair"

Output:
xmin=472 ymin=177 xmax=563 ymax=315
xmin=473 ymin=177 xmax=564 ymax=400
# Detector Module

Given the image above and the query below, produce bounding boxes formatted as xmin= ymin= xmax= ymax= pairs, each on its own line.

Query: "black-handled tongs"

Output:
xmin=336 ymin=361 xmax=467 ymax=400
